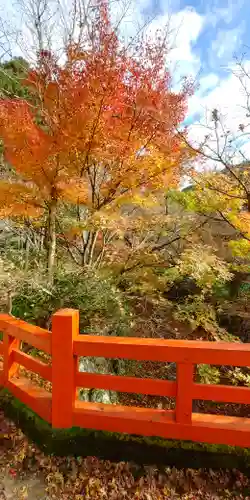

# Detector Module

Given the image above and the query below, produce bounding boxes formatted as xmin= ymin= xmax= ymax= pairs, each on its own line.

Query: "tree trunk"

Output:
xmin=88 ymin=231 xmax=99 ymax=266
xmin=24 ymin=237 xmax=30 ymax=272
xmin=46 ymin=200 xmax=57 ymax=285
xmin=6 ymin=290 xmax=13 ymax=315
xmin=95 ymin=243 xmax=105 ymax=268
xmin=81 ymin=231 xmax=98 ymax=266
xmin=81 ymin=230 xmax=90 ymax=265
xmin=247 ymin=193 xmax=250 ymax=212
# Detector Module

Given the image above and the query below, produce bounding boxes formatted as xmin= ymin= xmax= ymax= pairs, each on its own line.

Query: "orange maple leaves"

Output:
xmin=0 ymin=0 xmax=194 ymax=221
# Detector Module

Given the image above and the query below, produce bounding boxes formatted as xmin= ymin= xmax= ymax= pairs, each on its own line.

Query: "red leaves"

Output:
xmin=44 ymin=82 xmax=60 ymax=113
xmin=8 ymin=468 xmax=17 ymax=477
xmin=0 ymin=99 xmax=54 ymax=191
xmin=22 ymin=70 xmax=38 ymax=90
xmin=0 ymin=0 xmax=196 ymax=222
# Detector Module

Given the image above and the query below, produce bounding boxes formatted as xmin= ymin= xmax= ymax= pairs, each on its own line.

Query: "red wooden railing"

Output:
xmin=1 ymin=308 xmax=250 ymax=448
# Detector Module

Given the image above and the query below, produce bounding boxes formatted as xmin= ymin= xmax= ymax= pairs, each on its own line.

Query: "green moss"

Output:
xmin=1 ymin=387 xmax=250 ymax=471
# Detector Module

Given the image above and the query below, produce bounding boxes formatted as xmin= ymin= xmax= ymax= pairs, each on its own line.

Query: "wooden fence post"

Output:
xmin=176 ymin=363 xmax=194 ymax=424
xmin=52 ymin=309 xmax=79 ymax=428
xmin=3 ymin=325 xmax=20 ymax=386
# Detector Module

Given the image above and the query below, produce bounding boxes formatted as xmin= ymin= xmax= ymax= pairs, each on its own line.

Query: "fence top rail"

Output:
xmin=0 ymin=314 xmax=51 ymax=354
xmin=74 ymin=335 xmax=250 ymax=366
xmin=1 ymin=308 xmax=250 ymax=366
xmin=75 ymin=334 xmax=249 ymax=350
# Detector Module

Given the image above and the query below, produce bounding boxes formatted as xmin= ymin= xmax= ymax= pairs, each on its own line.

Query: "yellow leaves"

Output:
xmin=90 ymin=210 xmax=124 ymax=232
xmin=0 ymin=181 xmax=43 ymax=219
xmin=57 ymin=178 xmax=90 ymax=205
xmin=114 ymin=191 xmax=159 ymax=209
xmin=238 ymin=211 xmax=250 ymax=223
xmin=0 ymin=204 xmax=42 ymax=218
xmin=229 ymin=238 xmax=250 ymax=258
xmin=177 ymin=244 xmax=232 ymax=290
xmin=236 ymin=211 xmax=250 ymax=237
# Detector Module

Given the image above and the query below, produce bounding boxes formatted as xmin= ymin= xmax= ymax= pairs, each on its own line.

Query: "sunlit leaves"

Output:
xmin=229 ymin=238 xmax=250 ymax=258
xmin=57 ymin=179 xmax=90 ymax=205
xmin=0 ymin=0 xmax=195 ymax=275
xmin=0 ymin=181 xmax=43 ymax=217
xmin=177 ymin=244 xmax=232 ymax=291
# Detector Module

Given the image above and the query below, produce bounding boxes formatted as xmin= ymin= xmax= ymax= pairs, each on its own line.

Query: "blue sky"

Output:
xmin=130 ymin=0 xmax=250 ymax=161
xmin=140 ymin=0 xmax=247 ymax=79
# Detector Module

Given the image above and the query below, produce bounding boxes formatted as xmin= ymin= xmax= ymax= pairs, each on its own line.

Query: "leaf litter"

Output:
xmin=1 ymin=410 xmax=250 ymax=499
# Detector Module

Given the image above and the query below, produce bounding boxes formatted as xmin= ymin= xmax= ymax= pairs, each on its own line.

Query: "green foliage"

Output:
xmin=197 ymin=364 xmax=220 ymax=385
xmin=167 ymin=187 xmax=199 ymax=212
xmin=12 ymin=268 xmax=132 ymax=335
xmin=167 ymin=245 xmax=233 ymax=335
xmin=177 ymin=245 xmax=232 ymax=293
xmin=229 ymin=238 xmax=250 ymax=259
xmin=174 ymin=294 xmax=217 ymax=331
xmin=0 ymin=57 xmax=30 ymax=99
xmin=212 ymin=282 xmax=231 ymax=300
xmin=168 ymin=180 xmax=242 ymax=215
xmin=229 ymin=367 xmax=250 ymax=387
xmin=174 ymin=294 xmax=239 ymax=341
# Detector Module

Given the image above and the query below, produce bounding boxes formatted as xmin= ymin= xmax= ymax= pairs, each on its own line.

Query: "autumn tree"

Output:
xmin=176 ymin=56 xmax=250 ymax=267
xmin=0 ymin=0 xmax=194 ymax=282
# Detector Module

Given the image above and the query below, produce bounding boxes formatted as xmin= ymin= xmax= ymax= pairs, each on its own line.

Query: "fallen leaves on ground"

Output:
xmin=1 ymin=410 xmax=250 ymax=499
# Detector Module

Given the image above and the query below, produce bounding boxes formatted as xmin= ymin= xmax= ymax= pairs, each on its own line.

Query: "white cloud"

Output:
xmin=189 ymin=67 xmax=249 ymax=131
xmin=168 ymin=8 xmax=203 ymax=63
xmin=210 ymin=24 xmax=244 ymax=66
xmin=199 ymin=73 xmax=219 ymax=94
xmin=187 ymin=62 xmax=250 ymax=167
xmin=143 ymin=7 xmax=204 ymax=86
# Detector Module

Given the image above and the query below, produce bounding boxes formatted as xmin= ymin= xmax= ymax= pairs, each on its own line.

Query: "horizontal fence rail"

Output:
xmin=74 ymin=335 xmax=250 ymax=365
xmin=1 ymin=309 xmax=250 ymax=448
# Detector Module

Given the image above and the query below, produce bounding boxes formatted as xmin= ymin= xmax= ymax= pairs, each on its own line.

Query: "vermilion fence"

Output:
xmin=1 ymin=308 xmax=250 ymax=448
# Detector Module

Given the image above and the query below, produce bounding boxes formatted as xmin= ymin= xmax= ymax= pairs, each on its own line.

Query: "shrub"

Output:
xmin=12 ymin=268 xmax=133 ymax=335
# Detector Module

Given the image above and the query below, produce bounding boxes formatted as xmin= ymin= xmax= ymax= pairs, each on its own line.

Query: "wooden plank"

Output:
xmin=76 ymin=371 xmax=176 ymax=397
xmin=75 ymin=400 xmax=175 ymax=422
xmin=0 ymin=340 xmax=3 ymax=355
xmin=7 ymin=376 xmax=52 ymax=423
xmin=0 ymin=314 xmax=51 ymax=354
xmin=176 ymin=363 xmax=193 ymax=424
xmin=3 ymin=332 xmax=20 ymax=384
xmin=52 ymin=309 xmax=79 ymax=428
xmin=73 ymin=401 xmax=250 ymax=447
xmin=0 ymin=365 xmax=3 ymax=386
xmin=74 ymin=336 xmax=250 ymax=366
xmin=193 ymin=383 xmax=250 ymax=405
xmin=12 ymin=349 xmax=52 ymax=382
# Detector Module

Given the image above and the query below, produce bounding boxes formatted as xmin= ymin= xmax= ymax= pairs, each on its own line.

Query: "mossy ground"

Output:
xmin=1 ymin=387 xmax=250 ymax=473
